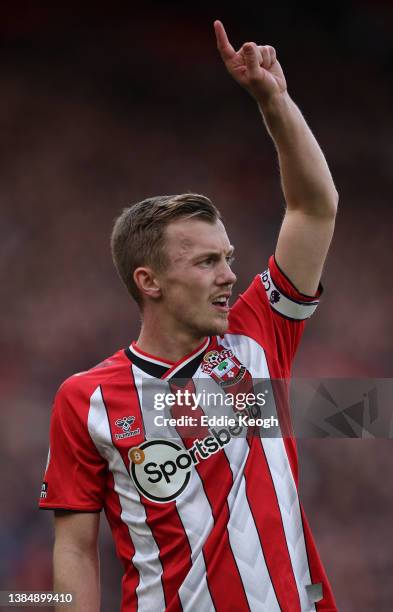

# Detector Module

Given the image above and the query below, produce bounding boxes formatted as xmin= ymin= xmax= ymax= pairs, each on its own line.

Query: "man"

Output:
xmin=39 ymin=20 xmax=338 ymax=611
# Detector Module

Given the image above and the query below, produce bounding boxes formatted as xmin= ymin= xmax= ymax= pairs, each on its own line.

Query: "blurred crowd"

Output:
xmin=0 ymin=3 xmax=392 ymax=610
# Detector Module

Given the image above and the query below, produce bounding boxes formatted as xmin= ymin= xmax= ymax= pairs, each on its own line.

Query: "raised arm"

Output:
xmin=214 ymin=20 xmax=338 ymax=295
xmin=54 ymin=511 xmax=101 ymax=612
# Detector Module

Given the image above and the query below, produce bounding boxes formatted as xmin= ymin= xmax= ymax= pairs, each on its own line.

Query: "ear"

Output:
xmin=133 ymin=266 xmax=162 ymax=300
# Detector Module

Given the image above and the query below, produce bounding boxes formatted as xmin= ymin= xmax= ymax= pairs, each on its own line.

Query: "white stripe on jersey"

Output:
xmin=88 ymin=386 xmax=166 ymax=611
xmin=176 ymin=478 xmax=215 ymax=611
xmin=175 ymin=473 xmax=214 ymax=563
xmin=222 ymin=334 xmax=316 ymax=612
xmin=178 ymin=553 xmax=215 ymax=612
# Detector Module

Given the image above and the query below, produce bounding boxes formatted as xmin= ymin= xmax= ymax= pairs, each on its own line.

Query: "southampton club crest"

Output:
xmin=201 ymin=348 xmax=246 ymax=387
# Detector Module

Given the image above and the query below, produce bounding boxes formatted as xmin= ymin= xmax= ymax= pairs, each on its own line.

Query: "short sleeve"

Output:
xmin=228 ymin=255 xmax=323 ymax=374
xmin=39 ymin=379 xmax=107 ymax=511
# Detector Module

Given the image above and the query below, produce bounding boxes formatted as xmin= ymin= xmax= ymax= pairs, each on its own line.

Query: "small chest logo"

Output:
xmin=115 ymin=416 xmax=141 ymax=441
xmin=202 ymin=348 xmax=246 ymax=386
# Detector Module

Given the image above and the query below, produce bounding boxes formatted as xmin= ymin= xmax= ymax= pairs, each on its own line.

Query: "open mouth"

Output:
xmin=212 ymin=297 xmax=230 ymax=313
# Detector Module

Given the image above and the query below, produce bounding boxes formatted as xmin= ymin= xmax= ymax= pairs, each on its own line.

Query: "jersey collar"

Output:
xmin=125 ymin=337 xmax=211 ymax=380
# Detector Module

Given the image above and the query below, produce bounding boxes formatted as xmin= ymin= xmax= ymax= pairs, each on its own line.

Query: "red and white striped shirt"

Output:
xmin=39 ymin=255 xmax=337 ymax=611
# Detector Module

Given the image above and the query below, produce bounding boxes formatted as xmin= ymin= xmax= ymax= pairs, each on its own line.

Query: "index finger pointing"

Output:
xmin=214 ymin=20 xmax=235 ymax=61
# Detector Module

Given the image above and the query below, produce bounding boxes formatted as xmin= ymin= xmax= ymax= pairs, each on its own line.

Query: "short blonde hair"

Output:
xmin=111 ymin=193 xmax=221 ymax=305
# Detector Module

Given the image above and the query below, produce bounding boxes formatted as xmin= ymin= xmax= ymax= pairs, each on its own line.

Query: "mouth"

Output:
xmin=211 ymin=295 xmax=230 ymax=314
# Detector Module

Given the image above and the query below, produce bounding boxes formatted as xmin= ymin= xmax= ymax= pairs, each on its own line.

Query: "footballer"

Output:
xmin=39 ymin=21 xmax=339 ymax=611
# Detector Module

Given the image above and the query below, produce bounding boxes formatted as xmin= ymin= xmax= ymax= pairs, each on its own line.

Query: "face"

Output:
xmin=157 ymin=218 xmax=237 ymax=339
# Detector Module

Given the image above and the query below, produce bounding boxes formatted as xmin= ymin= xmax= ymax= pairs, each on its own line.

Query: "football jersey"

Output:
xmin=39 ymin=255 xmax=337 ymax=611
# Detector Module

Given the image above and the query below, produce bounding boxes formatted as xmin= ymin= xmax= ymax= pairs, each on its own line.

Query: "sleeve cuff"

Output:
xmin=272 ymin=254 xmax=323 ymax=300
xmin=260 ymin=255 xmax=323 ymax=320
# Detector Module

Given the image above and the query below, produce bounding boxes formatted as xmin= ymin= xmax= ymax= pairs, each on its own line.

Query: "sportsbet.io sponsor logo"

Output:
xmin=129 ymin=424 xmax=242 ymax=503
xmin=129 ymin=440 xmax=192 ymax=503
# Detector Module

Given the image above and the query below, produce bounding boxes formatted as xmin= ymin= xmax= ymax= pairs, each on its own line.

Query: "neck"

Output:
xmin=136 ymin=310 xmax=207 ymax=363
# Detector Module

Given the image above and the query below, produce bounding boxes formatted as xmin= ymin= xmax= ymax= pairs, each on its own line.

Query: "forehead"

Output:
xmin=164 ymin=218 xmax=231 ymax=261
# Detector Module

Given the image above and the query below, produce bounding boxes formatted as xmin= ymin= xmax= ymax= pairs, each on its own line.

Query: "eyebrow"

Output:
xmin=193 ymin=245 xmax=235 ymax=260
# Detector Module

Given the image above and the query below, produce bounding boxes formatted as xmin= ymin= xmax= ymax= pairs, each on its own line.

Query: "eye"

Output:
xmin=199 ymin=257 xmax=214 ymax=267
xmin=226 ymin=255 xmax=235 ymax=266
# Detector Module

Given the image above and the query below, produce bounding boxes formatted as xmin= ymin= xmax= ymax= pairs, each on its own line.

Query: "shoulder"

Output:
xmin=226 ymin=255 xmax=323 ymax=372
xmin=229 ymin=255 xmax=322 ymax=328
xmin=55 ymin=349 xmax=129 ymax=405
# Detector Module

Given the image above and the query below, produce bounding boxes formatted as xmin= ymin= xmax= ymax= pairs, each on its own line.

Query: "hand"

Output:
xmin=214 ymin=20 xmax=287 ymax=107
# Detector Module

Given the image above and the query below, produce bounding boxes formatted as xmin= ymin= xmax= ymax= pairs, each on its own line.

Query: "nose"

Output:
xmin=216 ymin=260 xmax=237 ymax=286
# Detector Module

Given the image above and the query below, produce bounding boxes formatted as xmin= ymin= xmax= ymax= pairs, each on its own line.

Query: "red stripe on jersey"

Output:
xmin=104 ymin=471 xmax=140 ymax=612
xmin=100 ymin=369 xmax=146 ymax=469
xmin=141 ymin=500 xmax=192 ymax=611
xmin=244 ymin=437 xmax=301 ymax=611
xmin=170 ymin=382 xmax=250 ymax=612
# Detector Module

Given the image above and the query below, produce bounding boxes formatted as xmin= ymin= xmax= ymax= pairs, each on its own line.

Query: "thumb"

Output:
xmin=242 ymin=43 xmax=260 ymax=77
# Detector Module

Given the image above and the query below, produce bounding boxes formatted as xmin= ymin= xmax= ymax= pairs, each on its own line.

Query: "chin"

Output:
xmin=199 ymin=317 xmax=229 ymax=337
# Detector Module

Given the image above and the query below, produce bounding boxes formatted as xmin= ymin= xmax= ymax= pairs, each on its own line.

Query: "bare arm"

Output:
xmin=214 ymin=20 xmax=338 ymax=295
xmin=54 ymin=511 xmax=101 ymax=612
xmin=259 ymin=92 xmax=337 ymax=295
